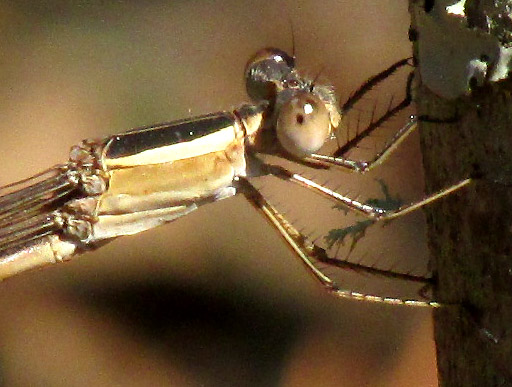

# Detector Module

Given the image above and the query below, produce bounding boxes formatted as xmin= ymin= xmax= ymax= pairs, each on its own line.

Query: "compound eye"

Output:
xmin=245 ymin=48 xmax=295 ymax=102
xmin=246 ymin=48 xmax=295 ymax=70
xmin=276 ymin=92 xmax=332 ymax=158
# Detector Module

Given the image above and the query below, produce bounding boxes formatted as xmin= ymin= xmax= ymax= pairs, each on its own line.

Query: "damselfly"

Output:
xmin=0 ymin=47 xmax=471 ymax=307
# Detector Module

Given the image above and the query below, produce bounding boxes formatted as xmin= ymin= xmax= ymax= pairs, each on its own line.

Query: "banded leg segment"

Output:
xmin=308 ymin=117 xmax=418 ymax=173
xmin=261 ymin=163 xmax=472 ymax=221
xmin=237 ymin=177 xmax=440 ymax=307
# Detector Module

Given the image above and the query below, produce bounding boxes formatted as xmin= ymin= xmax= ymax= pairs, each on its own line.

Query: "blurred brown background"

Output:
xmin=0 ymin=1 xmax=438 ymax=386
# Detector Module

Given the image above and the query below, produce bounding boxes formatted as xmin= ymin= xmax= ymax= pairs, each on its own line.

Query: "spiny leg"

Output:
xmin=260 ymin=162 xmax=472 ymax=221
xmin=333 ymin=60 xmax=458 ymax=161
xmin=237 ymin=177 xmax=441 ymax=308
xmin=340 ymin=58 xmax=411 ymax=115
xmin=334 ymin=62 xmax=414 ymax=159
xmin=308 ymin=115 xmax=418 ymax=173
xmin=326 ymin=56 xmax=459 ymax=168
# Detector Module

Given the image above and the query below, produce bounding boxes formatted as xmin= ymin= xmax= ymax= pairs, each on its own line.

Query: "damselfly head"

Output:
xmin=245 ymin=48 xmax=341 ymax=160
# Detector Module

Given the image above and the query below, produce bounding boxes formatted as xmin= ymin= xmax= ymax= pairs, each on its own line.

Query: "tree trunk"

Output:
xmin=410 ymin=1 xmax=512 ymax=385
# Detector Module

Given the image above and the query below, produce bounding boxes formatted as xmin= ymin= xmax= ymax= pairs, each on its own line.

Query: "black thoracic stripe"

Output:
xmin=105 ymin=112 xmax=234 ymax=160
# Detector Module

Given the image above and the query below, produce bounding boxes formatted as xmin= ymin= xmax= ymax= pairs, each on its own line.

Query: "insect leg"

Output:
xmin=308 ymin=116 xmax=418 ymax=173
xmin=237 ymin=177 xmax=440 ymax=307
xmin=340 ymin=58 xmax=411 ymax=115
xmin=334 ymin=64 xmax=414 ymax=158
xmin=260 ymin=163 xmax=472 ymax=220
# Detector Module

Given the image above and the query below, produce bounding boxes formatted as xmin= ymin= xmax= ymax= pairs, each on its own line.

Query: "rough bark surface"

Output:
xmin=410 ymin=2 xmax=512 ymax=386
xmin=418 ymin=82 xmax=512 ymax=386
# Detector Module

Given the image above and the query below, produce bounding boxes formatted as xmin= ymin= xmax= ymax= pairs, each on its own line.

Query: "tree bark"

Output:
xmin=410 ymin=1 xmax=512 ymax=385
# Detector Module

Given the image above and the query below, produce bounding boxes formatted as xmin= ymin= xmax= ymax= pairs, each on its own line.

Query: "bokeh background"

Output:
xmin=0 ymin=1 xmax=438 ymax=386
